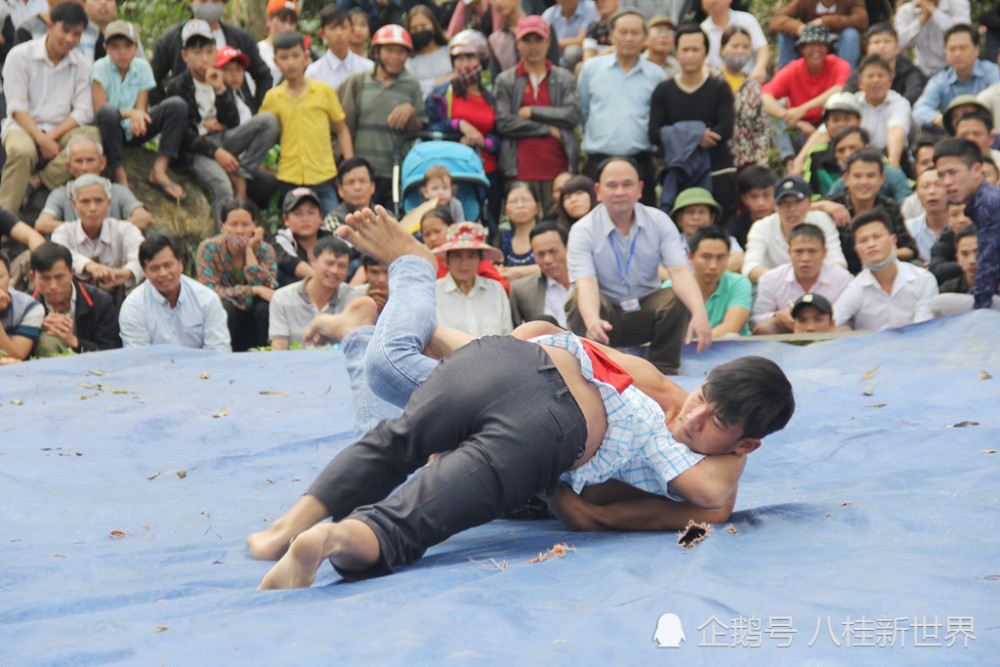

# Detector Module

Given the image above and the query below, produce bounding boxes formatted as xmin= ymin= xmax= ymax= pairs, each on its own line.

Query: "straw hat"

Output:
xmin=431 ymin=221 xmax=504 ymax=263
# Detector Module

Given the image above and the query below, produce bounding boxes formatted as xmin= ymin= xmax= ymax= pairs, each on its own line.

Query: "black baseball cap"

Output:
xmin=282 ymin=187 xmax=321 ymax=213
xmin=774 ymin=175 xmax=812 ymax=203
xmin=791 ymin=293 xmax=833 ymax=318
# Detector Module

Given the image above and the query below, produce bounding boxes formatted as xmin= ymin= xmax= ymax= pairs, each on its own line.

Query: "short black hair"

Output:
xmin=845 ymin=147 xmax=885 ymax=174
xmin=945 ymin=23 xmax=979 ymax=47
xmin=51 ymin=1 xmax=88 ymax=29
xmin=737 ymin=165 xmax=777 ymax=195
xmin=912 ymin=137 xmax=937 ymax=160
xmin=703 ymin=356 xmax=795 ymax=440
xmin=832 ymin=125 xmax=870 ymax=151
xmin=421 ymin=205 xmax=454 ymax=226
xmin=314 ymin=235 xmax=351 ymax=259
xmin=29 ymin=242 xmax=73 ymax=273
xmin=529 ymin=221 xmax=568 ymax=245
xmin=0 ymin=250 xmax=9 ymax=273
xmin=788 ymin=223 xmax=826 ymax=246
xmin=348 ymin=8 xmax=369 ymax=26
xmin=955 ymin=110 xmax=994 ymax=133
xmin=338 ymin=156 xmax=374 ymax=183
xmin=955 ymin=223 xmax=978 ymax=244
xmin=934 ymin=137 xmax=983 ymax=168
xmin=675 ymin=22 xmax=709 ymax=51
xmin=688 ymin=225 xmax=729 ymax=254
xmin=360 ymin=253 xmax=384 ymax=268
xmin=139 ymin=234 xmax=182 ymax=268
xmin=273 ymin=31 xmax=305 ymax=53
xmin=850 ymin=208 xmax=893 ymax=236
xmin=596 ymin=155 xmax=641 ymax=181
xmin=183 ymin=34 xmax=215 ymax=50
xmin=863 ymin=21 xmax=897 ymax=44
xmin=219 ymin=198 xmax=259 ymax=225
xmin=320 ymin=4 xmax=351 ymax=28
xmin=857 ymin=54 xmax=892 ymax=76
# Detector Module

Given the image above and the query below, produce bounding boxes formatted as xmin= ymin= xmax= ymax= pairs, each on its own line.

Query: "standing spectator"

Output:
xmin=151 ymin=0 xmax=273 ymax=109
xmin=338 ymin=0 xmax=404 ymax=34
xmin=196 ymin=199 xmax=278 ymax=351
xmin=699 ymin=0 xmax=768 ymax=83
xmin=339 ymin=24 xmax=426 ymax=208
xmin=642 ymin=15 xmax=680 ymax=77
xmin=348 ymin=9 xmax=371 ymax=58
xmin=257 ymin=0 xmax=301 ymax=85
xmin=581 ymin=0 xmax=620 ymax=62
xmin=715 ymin=25 xmax=767 ymax=169
xmin=912 ymin=24 xmax=999 ymax=132
xmin=771 ymin=0 xmax=867 ymax=69
xmin=261 ymin=31 xmax=354 ymax=216
xmin=578 ymin=10 xmax=664 ymax=206
xmin=1 ymin=1 xmax=97 ymax=215
xmin=0 ymin=249 xmax=42 ymax=360
xmin=404 ymin=5 xmax=452 ymax=99
xmin=895 ymin=0 xmax=970 ymax=77
xmin=844 ymin=23 xmax=926 ymax=106
xmin=495 ymin=16 xmax=581 ymax=219
xmin=543 ymin=0 xmax=599 ymax=69
xmin=306 ymin=4 xmax=374 ymax=93
xmin=509 ymin=222 xmax=572 ymax=326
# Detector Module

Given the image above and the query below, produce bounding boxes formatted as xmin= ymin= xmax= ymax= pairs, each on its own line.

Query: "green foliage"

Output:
xmin=120 ymin=0 xmax=192 ymax=54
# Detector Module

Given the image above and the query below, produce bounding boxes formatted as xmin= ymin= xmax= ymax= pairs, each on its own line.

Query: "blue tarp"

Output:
xmin=2 ymin=311 xmax=998 ymax=664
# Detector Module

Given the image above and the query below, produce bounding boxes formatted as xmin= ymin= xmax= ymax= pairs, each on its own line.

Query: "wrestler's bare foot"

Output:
xmin=247 ymin=526 xmax=295 ymax=561
xmin=303 ymin=297 xmax=378 ymax=346
xmin=247 ymin=494 xmax=330 ymax=561
xmin=336 ymin=206 xmax=437 ymax=270
xmin=258 ymin=525 xmax=330 ymax=589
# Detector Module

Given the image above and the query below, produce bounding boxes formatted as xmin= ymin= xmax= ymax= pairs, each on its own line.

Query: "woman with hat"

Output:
xmin=433 ymin=221 xmax=513 ymax=336
xmin=671 ymin=187 xmax=744 ymax=273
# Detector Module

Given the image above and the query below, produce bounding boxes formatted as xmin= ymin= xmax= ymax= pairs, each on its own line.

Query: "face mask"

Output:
xmin=454 ymin=62 xmax=482 ymax=88
xmin=224 ymin=231 xmax=252 ymax=252
xmin=863 ymin=254 xmax=895 ymax=272
xmin=723 ymin=53 xmax=751 ymax=72
xmin=192 ymin=1 xmax=226 ymax=24
xmin=411 ymin=30 xmax=434 ymax=50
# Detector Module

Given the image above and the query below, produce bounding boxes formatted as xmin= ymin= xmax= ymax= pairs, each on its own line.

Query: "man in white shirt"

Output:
xmin=306 ymin=4 xmax=373 ymax=92
xmin=752 ymin=222 xmax=853 ymax=334
xmin=742 ymin=176 xmax=846 ymax=284
xmin=894 ymin=0 xmax=970 ymax=77
xmin=855 ymin=55 xmax=912 ymax=170
xmin=118 ymin=234 xmax=231 ymax=351
xmin=905 ymin=168 xmax=948 ymax=264
xmin=49 ymin=175 xmax=144 ymax=290
xmin=834 ymin=209 xmax=938 ymax=330
xmin=510 ymin=222 xmax=572 ymax=327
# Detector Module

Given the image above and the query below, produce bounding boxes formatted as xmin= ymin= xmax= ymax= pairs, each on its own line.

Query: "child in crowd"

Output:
xmin=305 ymin=5 xmax=373 ymax=92
xmin=419 ymin=206 xmax=508 ymax=292
xmin=258 ymin=0 xmax=302 ymax=85
xmin=420 ymin=164 xmax=464 ymax=222
xmin=92 ymin=20 xmax=188 ymax=199
xmin=216 ymin=46 xmax=254 ymax=123
xmin=349 ymin=9 xmax=371 ymax=58
xmin=261 ymin=31 xmax=354 ymax=216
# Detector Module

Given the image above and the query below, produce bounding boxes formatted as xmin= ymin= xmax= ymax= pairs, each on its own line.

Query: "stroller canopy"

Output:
xmin=400 ymin=140 xmax=489 ymax=222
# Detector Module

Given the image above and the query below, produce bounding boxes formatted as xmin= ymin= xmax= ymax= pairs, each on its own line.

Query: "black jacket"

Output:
xmin=164 ymin=70 xmax=240 ymax=164
xmin=151 ymin=20 xmax=272 ymax=109
xmin=34 ymin=280 xmax=121 ymax=352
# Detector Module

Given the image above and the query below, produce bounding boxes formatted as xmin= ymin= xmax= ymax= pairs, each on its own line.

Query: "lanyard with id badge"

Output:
xmin=612 ymin=229 xmax=640 ymax=312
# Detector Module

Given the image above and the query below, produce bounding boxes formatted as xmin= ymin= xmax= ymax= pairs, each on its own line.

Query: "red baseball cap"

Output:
xmin=515 ymin=16 xmax=550 ymax=41
xmin=216 ymin=45 xmax=249 ymax=69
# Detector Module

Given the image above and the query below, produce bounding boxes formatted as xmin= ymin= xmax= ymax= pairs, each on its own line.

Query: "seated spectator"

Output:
xmin=791 ymin=91 xmax=861 ymax=192
xmin=16 ymin=0 xmax=102 ymax=63
xmin=642 ymin=14 xmax=680 ymax=76
xmin=940 ymin=93 xmax=992 ymax=135
xmin=404 ymin=5 xmax=451 ymax=99
xmin=666 ymin=224 xmax=751 ymax=336
xmin=1 ymin=2 xmax=98 ymax=215
xmin=166 ymin=20 xmax=280 ymax=223
xmin=257 ymin=0 xmax=302 ymax=85
xmin=901 ymin=138 xmax=938 ymax=220
xmin=544 ymin=0 xmax=599 ymax=69
xmin=790 ymin=292 xmax=837 ymax=333
xmin=834 ymin=209 xmax=938 ymax=330
xmin=339 ymin=24 xmax=426 ymax=208
xmin=433 ymin=221 xmax=513 ymax=336
xmin=852 ymin=55 xmax=911 ymax=169
xmin=771 ymin=0 xmax=866 ymax=69
xmin=196 ymin=199 xmax=278 ymax=351
xmin=92 ymin=20 xmax=188 ymax=201
xmin=348 ymin=8 xmax=370 ymax=57
xmin=895 ymin=0 xmax=970 ymax=77
xmin=509 ymin=222 xmax=572 ymax=326
xmin=151 ymin=0 xmax=272 ymax=109
xmin=119 ymin=234 xmax=231 ymax=351
xmin=494 ymin=16 xmax=581 ymax=218
xmin=844 ymin=22 xmax=926 ymax=106
xmin=359 ymin=253 xmax=388 ymax=313
xmin=929 ymin=201 xmax=974 ymax=283
xmin=338 ymin=0 xmax=404 ymax=34
xmin=28 ymin=241 xmax=120 ymax=356
xmin=326 ymin=157 xmax=376 ymax=231
xmin=50 ymin=174 xmax=144 ymax=290
xmin=35 ymin=135 xmax=153 ymax=234
xmin=761 ymin=26 xmax=850 ymax=140
xmin=938 ymin=223 xmax=977 ymax=294
xmin=498 ymin=182 xmax=542 ymax=282
xmin=728 ymin=165 xmax=776 ymax=248
xmin=905 ymin=168 xmax=948 ymax=265
xmin=420 ymin=205 xmax=510 ymax=291
xmin=742 ymin=175 xmax=846 ymax=284
xmin=699 ymin=0 xmax=769 ymax=83
xmin=670 ymin=186 xmax=743 ymax=272
xmin=306 ymin=4 xmax=374 ymax=93
xmin=549 ymin=171 xmax=574 ymax=217
xmin=566 ymin=157 xmax=712 ymax=374
xmin=556 ymin=174 xmax=597 ymax=228
xmin=821 ymin=148 xmax=918 ymax=273
xmin=751 ymin=222 xmax=853 ymax=334
xmin=953 ymin=111 xmax=1000 ymax=167
xmin=912 ymin=24 xmax=999 ymax=132
xmin=716 ymin=25 xmax=768 ymax=170
xmin=272 ymin=187 xmax=333 ymax=286
xmin=419 ymin=164 xmax=464 ymax=223
xmin=268 ymin=236 xmax=360 ymax=350
xmin=0 ymin=249 xmax=42 ymax=360
xmin=822 ymin=126 xmax=912 ymax=203
xmin=83 ymin=0 xmax=123 ymax=61
xmin=0 ymin=207 xmax=45 ymax=254
xmin=261 ymin=31 xmax=354 ymax=216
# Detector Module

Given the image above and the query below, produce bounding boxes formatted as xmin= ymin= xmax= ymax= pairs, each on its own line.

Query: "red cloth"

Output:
xmin=435 ymin=256 xmax=510 ymax=294
xmin=761 ymin=55 xmax=851 ymax=126
xmin=515 ymin=61 xmax=568 ymax=181
xmin=450 ymin=92 xmax=498 ymax=173
xmin=580 ymin=339 xmax=634 ymax=394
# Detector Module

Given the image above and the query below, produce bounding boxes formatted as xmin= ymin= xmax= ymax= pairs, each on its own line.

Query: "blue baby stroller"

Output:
xmin=393 ymin=131 xmax=490 ymax=223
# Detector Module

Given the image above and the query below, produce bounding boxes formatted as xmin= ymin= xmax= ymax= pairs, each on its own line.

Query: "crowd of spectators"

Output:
xmin=1 ymin=0 xmax=999 ymax=366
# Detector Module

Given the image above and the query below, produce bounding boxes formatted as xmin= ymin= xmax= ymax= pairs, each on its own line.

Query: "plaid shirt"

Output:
xmin=530 ymin=332 xmax=704 ymax=500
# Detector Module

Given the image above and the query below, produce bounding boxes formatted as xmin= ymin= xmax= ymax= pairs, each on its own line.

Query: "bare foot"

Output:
xmin=247 ymin=526 xmax=294 ymax=561
xmin=303 ymin=297 xmax=378 ymax=346
xmin=336 ymin=206 xmax=437 ymax=270
xmin=258 ymin=526 xmax=330 ymax=589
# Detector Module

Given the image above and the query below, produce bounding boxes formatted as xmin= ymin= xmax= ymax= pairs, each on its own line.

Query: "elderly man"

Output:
xmin=565 ymin=157 xmax=712 ymax=374
xmin=510 ymin=222 xmax=572 ymax=326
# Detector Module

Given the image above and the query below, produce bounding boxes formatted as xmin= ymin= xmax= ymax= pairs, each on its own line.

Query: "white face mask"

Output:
xmin=863 ymin=254 xmax=895 ymax=272
xmin=192 ymin=1 xmax=226 ymax=24
xmin=722 ymin=53 xmax=751 ymax=72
